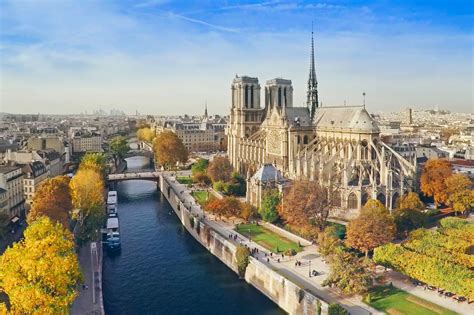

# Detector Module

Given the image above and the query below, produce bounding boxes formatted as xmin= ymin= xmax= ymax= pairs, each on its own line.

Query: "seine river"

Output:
xmin=102 ymin=156 xmax=284 ymax=314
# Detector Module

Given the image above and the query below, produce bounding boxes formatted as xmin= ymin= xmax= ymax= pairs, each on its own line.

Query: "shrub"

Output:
xmin=328 ymin=303 xmax=348 ymax=315
xmin=235 ymin=245 xmax=250 ymax=278
xmin=189 ymin=216 xmax=195 ymax=228
xmin=439 ymin=217 xmax=468 ymax=230
xmin=284 ymin=249 xmax=297 ymax=256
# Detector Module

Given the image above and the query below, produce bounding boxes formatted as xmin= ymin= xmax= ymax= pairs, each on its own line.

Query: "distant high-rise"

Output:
xmin=405 ymin=107 xmax=413 ymax=125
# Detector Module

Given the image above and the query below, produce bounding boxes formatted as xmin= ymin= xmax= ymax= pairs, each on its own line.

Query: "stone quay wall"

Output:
xmin=159 ymin=175 xmax=329 ymax=315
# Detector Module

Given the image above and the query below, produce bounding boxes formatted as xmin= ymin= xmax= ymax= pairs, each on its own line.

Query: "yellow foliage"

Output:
xmin=137 ymin=127 xmax=155 ymax=143
xmin=70 ymin=168 xmax=104 ymax=214
xmin=0 ymin=217 xmax=82 ymax=314
xmin=445 ymin=173 xmax=474 ymax=213
xmin=420 ymin=159 xmax=452 ymax=206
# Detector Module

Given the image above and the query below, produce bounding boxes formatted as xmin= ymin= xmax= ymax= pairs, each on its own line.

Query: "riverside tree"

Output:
xmin=27 ymin=176 xmax=73 ymax=228
xmin=153 ymin=130 xmax=188 ymax=170
xmin=137 ymin=127 xmax=155 ymax=142
xmin=109 ymin=136 xmax=130 ymax=166
xmin=345 ymin=199 xmax=396 ymax=256
xmin=0 ymin=217 xmax=82 ymax=313
xmin=80 ymin=152 xmax=108 ymax=178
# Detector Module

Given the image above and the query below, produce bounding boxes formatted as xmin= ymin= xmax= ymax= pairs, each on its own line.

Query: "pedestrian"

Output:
xmin=267 ymin=258 xmax=270 ymax=263
xmin=277 ymin=258 xmax=280 ymax=263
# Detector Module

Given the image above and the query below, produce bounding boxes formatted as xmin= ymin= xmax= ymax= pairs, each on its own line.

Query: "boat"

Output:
xmin=105 ymin=211 xmax=121 ymax=251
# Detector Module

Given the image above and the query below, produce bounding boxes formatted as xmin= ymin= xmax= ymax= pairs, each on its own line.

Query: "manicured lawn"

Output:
xmin=235 ymin=223 xmax=302 ymax=253
xmin=176 ymin=176 xmax=193 ymax=185
xmin=191 ymin=190 xmax=213 ymax=205
xmin=366 ymin=286 xmax=457 ymax=315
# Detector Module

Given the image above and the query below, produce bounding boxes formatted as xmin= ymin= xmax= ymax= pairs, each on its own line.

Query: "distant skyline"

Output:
xmin=1 ymin=0 xmax=473 ymax=115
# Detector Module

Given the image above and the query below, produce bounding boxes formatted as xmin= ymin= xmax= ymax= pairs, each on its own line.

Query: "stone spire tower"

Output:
xmin=307 ymin=28 xmax=319 ymax=119
xmin=204 ymin=102 xmax=208 ymax=118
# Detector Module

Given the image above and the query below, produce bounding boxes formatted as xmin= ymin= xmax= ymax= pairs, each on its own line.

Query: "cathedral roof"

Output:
xmin=284 ymin=107 xmax=312 ymax=127
xmin=252 ymin=164 xmax=283 ymax=183
xmin=313 ymin=106 xmax=380 ymax=133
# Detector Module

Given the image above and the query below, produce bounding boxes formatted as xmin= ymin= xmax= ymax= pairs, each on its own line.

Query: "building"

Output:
xmin=0 ymin=188 xmax=8 ymax=219
xmin=71 ymin=129 xmax=103 ymax=153
xmin=22 ymin=161 xmax=48 ymax=207
xmin=227 ymin=32 xmax=416 ymax=218
xmin=246 ymin=164 xmax=285 ymax=208
xmin=27 ymin=135 xmax=65 ymax=154
xmin=0 ymin=166 xmax=25 ymax=219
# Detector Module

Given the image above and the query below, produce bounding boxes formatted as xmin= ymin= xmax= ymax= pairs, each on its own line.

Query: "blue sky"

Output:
xmin=1 ymin=0 xmax=472 ymax=114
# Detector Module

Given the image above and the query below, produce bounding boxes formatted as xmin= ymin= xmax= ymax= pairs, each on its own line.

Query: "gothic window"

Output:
xmin=278 ymin=87 xmax=282 ymax=107
xmin=377 ymin=193 xmax=386 ymax=206
xmin=250 ymin=85 xmax=254 ymax=108
xmin=245 ymin=85 xmax=249 ymax=108
xmin=361 ymin=193 xmax=369 ymax=206
xmin=348 ymin=193 xmax=358 ymax=209
xmin=392 ymin=192 xmax=400 ymax=209
xmin=303 ymin=135 xmax=308 ymax=144
xmin=297 ymin=136 xmax=301 ymax=144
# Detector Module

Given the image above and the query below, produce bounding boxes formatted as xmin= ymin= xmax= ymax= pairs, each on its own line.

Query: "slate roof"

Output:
xmin=313 ymin=106 xmax=380 ymax=133
xmin=284 ymin=107 xmax=312 ymax=127
xmin=252 ymin=164 xmax=283 ymax=183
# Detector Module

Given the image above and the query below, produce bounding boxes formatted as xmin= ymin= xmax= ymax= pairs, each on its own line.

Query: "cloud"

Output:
xmin=134 ymin=0 xmax=170 ymax=9
xmin=166 ymin=12 xmax=240 ymax=33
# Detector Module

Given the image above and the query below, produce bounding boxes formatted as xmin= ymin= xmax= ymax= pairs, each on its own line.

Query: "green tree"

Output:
xmin=191 ymin=158 xmax=209 ymax=175
xmin=345 ymin=199 xmax=396 ymax=256
xmin=109 ymin=136 xmax=130 ymax=166
xmin=153 ymin=131 xmax=188 ymax=170
xmin=328 ymin=303 xmax=349 ymax=315
xmin=445 ymin=174 xmax=474 ymax=214
xmin=393 ymin=208 xmax=426 ymax=236
xmin=0 ymin=217 xmax=82 ymax=314
xmin=80 ymin=152 xmax=108 ymax=178
xmin=317 ymin=226 xmax=343 ymax=258
xmin=322 ymin=247 xmax=373 ymax=295
xmin=259 ymin=190 xmax=280 ymax=223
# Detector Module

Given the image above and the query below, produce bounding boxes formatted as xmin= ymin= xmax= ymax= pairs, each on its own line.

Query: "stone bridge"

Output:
xmin=107 ymin=171 xmax=161 ymax=182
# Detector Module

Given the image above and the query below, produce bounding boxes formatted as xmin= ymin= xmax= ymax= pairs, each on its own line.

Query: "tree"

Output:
xmin=70 ymin=168 xmax=105 ymax=241
xmin=109 ymin=136 xmax=130 ymax=166
xmin=445 ymin=174 xmax=474 ymax=214
xmin=153 ymin=131 xmax=188 ymax=170
xmin=80 ymin=152 xmax=108 ymax=178
xmin=207 ymin=156 xmax=232 ymax=183
xmin=393 ymin=208 xmax=426 ymax=236
xmin=136 ymin=127 xmax=155 ymax=143
xmin=240 ymin=202 xmax=257 ymax=221
xmin=280 ymin=180 xmax=336 ymax=231
xmin=322 ymin=247 xmax=373 ymax=295
xmin=420 ymin=159 xmax=452 ymax=207
xmin=317 ymin=226 xmax=343 ymax=258
xmin=345 ymin=199 xmax=396 ymax=256
xmin=27 ymin=176 xmax=73 ymax=228
xmin=0 ymin=217 xmax=82 ymax=314
xmin=398 ymin=192 xmax=424 ymax=211
xmin=191 ymin=158 xmax=209 ymax=175
xmin=259 ymin=190 xmax=280 ymax=223
xmin=192 ymin=172 xmax=211 ymax=186
xmin=235 ymin=245 xmax=250 ymax=278
xmin=328 ymin=303 xmax=349 ymax=315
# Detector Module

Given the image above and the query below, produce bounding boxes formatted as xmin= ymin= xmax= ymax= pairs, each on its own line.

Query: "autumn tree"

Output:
xmin=280 ymin=180 xmax=336 ymax=231
xmin=240 ymin=202 xmax=257 ymax=222
xmin=27 ymin=176 xmax=73 ymax=228
xmin=204 ymin=196 xmax=247 ymax=219
xmin=153 ymin=131 xmax=188 ymax=170
xmin=259 ymin=189 xmax=280 ymax=223
xmin=322 ymin=247 xmax=373 ymax=295
xmin=398 ymin=192 xmax=424 ymax=211
xmin=191 ymin=158 xmax=209 ymax=175
xmin=345 ymin=199 xmax=396 ymax=256
xmin=80 ymin=152 xmax=108 ymax=178
xmin=445 ymin=173 xmax=474 ymax=214
xmin=420 ymin=159 xmax=452 ymax=207
xmin=109 ymin=136 xmax=130 ymax=166
xmin=70 ymin=168 xmax=105 ymax=241
xmin=0 ymin=217 xmax=82 ymax=314
xmin=317 ymin=226 xmax=343 ymax=258
xmin=192 ymin=172 xmax=211 ymax=186
xmin=207 ymin=156 xmax=232 ymax=183
xmin=137 ymin=127 xmax=155 ymax=143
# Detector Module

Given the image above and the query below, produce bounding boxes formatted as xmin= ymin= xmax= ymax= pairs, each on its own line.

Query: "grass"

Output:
xmin=235 ymin=223 xmax=302 ymax=253
xmin=365 ymin=285 xmax=457 ymax=315
xmin=176 ymin=176 xmax=193 ymax=185
xmin=191 ymin=190 xmax=214 ymax=206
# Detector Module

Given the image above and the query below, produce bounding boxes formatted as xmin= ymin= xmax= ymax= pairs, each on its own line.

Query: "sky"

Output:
xmin=0 ymin=0 xmax=473 ymax=115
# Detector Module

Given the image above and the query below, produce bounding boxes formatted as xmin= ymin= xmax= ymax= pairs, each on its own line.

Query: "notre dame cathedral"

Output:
xmin=226 ymin=32 xmax=417 ymax=219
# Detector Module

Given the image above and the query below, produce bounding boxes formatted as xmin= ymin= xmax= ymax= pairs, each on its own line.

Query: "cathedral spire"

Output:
xmin=204 ymin=101 xmax=208 ymax=118
xmin=307 ymin=25 xmax=319 ymax=120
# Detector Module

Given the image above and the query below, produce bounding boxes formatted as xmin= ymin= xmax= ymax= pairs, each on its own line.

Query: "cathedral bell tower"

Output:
xmin=227 ymin=75 xmax=263 ymax=172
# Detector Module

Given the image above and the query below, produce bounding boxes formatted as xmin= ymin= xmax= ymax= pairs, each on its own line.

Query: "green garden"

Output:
xmin=191 ymin=190 xmax=213 ymax=206
xmin=176 ymin=176 xmax=193 ymax=185
xmin=235 ymin=223 xmax=302 ymax=254
xmin=365 ymin=285 xmax=457 ymax=315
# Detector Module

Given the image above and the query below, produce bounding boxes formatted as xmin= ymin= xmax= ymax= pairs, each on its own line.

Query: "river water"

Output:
xmin=102 ymin=156 xmax=284 ymax=315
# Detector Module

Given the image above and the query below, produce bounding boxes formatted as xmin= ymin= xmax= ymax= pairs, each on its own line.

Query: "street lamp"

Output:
xmin=309 ymin=260 xmax=312 ymax=277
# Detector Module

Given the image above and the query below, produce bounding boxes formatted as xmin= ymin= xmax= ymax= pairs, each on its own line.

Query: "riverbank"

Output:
xmin=160 ymin=174 xmax=333 ymax=315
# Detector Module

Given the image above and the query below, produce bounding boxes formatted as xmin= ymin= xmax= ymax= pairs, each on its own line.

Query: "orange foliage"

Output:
xmin=420 ymin=159 xmax=452 ymax=207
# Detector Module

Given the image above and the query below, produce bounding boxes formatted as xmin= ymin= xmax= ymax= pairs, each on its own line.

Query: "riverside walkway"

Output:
xmin=166 ymin=174 xmax=380 ymax=315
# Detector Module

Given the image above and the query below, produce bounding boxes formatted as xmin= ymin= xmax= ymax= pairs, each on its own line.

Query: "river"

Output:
xmin=102 ymin=156 xmax=284 ymax=314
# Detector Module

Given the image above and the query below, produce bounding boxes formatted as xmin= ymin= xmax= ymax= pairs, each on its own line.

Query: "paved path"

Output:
xmin=167 ymin=175 xmax=380 ymax=315
xmin=71 ymin=242 xmax=104 ymax=315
